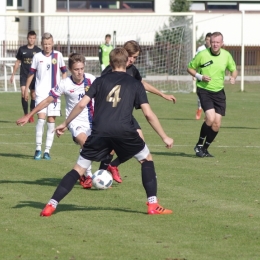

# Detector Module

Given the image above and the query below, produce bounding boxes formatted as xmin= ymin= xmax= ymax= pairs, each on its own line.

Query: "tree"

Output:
xmin=170 ymin=0 xmax=191 ymax=12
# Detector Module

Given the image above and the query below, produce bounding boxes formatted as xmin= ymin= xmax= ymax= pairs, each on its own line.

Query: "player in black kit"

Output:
xmin=40 ymin=47 xmax=174 ymax=216
xmin=10 ymin=31 xmax=41 ymax=122
xmin=101 ymin=40 xmax=176 ymax=179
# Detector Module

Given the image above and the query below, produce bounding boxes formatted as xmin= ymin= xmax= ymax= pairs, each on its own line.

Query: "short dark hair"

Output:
xmin=205 ymin=32 xmax=212 ymax=38
xmin=123 ymin=40 xmax=142 ymax=56
xmin=27 ymin=31 xmax=36 ymax=38
xmin=68 ymin=53 xmax=85 ymax=69
xmin=105 ymin=34 xmax=111 ymax=38
xmin=109 ymin=47 xmax=128 ymax=70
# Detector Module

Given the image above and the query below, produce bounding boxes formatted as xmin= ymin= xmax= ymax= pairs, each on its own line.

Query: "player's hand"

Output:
xmin=55 ymin=122 xmax=67 ymax=137
xmin=229 ymin=76 xmax=236 ymax=84
xmin=10 ymin=75 xmax=14 ymax=84
xmin=162 ymin=94 xmax=176 ymax=104
xmin=202 ymin=75 xmax=211 ymax=82
xmin=16 ymin=115 xmax=30 ymax=126
xmin=163 ymin=136 xmax=174 ymax=149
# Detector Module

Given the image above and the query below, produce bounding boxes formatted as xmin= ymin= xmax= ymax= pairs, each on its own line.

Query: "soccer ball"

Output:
xmin=92 ymin=169 xmax=113 ymax=189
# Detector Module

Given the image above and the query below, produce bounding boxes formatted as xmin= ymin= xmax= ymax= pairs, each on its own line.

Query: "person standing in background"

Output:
xmin=99 ymin=34 xmax=113 ymax=71
xmin=10 ymin=31 xmax=41 ymax=122
xmin=25 ymin=32 xmax=67 ymax=160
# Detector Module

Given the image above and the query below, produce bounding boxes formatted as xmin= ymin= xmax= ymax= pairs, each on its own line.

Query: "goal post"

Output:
xmin=0 ymin=12 xmax=196 ymax=93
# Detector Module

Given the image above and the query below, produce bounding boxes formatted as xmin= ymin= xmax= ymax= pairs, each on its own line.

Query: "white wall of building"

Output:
xmin=154 ymin=0 xmax=171 ymax=13
xmin=0 ymin=1 xmax=6 ymax=42
xmin=195 ymin=12 xmax=260 ymax=45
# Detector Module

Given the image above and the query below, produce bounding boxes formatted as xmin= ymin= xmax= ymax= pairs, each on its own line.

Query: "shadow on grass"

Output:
xmin=159 ymin=118 xmax=194 ymax=121
xmin=221 ymin=126 xmax=258 ymax=130
xmin=0 ymin=152 xmax=33 ymax=159
xmin=12 ymin=201 xmax=143 ymax=215
xmin=152 ymin=151 xmax=196 ymax=158
xmin=0 ymin=120 xmax=14 ymax=123
xmin=0 ymin=178 xmax=121 ymax=188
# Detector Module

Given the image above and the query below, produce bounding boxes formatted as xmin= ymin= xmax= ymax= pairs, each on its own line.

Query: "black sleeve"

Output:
xmin=16 ymin=47 xmax=22 ymax=60
xmin=134 ymin=82 xmax=149 ymax=109
xmin=101 ymin=65 xmax=112 ymax=76
xmin=85 ymin=78 xmax=97 ymax=98
xmin=98 ymin=46 xmax=102 ymax=64
xmin=133 ymin=66 xmax=142 ymax=81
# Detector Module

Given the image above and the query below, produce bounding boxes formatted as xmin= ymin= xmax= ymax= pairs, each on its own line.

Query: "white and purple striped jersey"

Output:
xmin=30 ymin=50 xmax=67 ymax=99
xmin=50 ymin=73 xmax=96 ymax=128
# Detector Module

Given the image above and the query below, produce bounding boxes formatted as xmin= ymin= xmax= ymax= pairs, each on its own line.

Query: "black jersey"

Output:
xmin=85 ymin=71 xmax=148 ymax=137
xmin=101 ymin=64 xmax=142 ymax=81
xmin=16 ymin=45 xmax=41 ymax=77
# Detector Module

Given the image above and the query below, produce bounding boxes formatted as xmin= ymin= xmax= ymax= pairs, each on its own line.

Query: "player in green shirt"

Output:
xmin=187 ymin=32 xmax=237 ymax=157
xmin=99 ymin=34 xmax=113 ymax=71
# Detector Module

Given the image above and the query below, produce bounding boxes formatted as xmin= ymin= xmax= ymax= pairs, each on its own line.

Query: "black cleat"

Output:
xmin=203 ymin=149 xmax=214 ymax=157
xmin=194 ymin=144 xmax=204 ymax=157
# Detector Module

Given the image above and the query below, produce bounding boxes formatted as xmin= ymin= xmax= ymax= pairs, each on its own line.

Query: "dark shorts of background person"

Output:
xmin=20 ymin=76 xmax=36 ymax=90
xmin=132 ymin=116 xmax=141 ymax=130
xmin=80 ymin=134 xmax=145 ymax=164
xmin=197 ymin=87 xmax=226 ymax=116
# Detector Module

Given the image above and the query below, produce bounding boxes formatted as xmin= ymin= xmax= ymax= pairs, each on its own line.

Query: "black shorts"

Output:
xmin=132 ymin=116 xmax=141 ymax=130
xmin=197 ymin=87 xmax=226 ymax=116
xmin=20 ymin=76 xmax=36 ymax=90
xmin=80 ymin=134 xmax=145 ymax=164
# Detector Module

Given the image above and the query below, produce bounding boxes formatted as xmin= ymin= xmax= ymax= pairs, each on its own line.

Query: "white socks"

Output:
xmin=45 ymin=122 xmax=55 ymax=153
xmin=148 ymin=196 xmax=158 ymax=204
xmin=36 ymin=119 xmax=45 ymax=151
xmin=48 ymin=199 xmax=58 ymax=208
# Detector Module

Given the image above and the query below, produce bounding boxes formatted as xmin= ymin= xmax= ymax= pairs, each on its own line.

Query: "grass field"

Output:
xmin=0 ymin=84 xmax=260 ymax=260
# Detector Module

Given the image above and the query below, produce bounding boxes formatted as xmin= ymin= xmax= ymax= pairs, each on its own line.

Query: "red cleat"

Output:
xmin=107 ymin=165 xmax=122 ymax=183
xmin=147 ymin=202 xmax=173 ymax=215
xmin=79 ymin=175 xmax=92 ymax=189
xmin=196 ymin=108 xmax=202 ymax=120
xmin=29 ymin=116 xmax=34 ymax=123
xmin=40 ymin=204 xmax=56 ymax=217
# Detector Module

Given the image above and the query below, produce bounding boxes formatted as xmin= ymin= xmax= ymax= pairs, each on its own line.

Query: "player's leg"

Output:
xmin=40 ymin=136 xmax=112 ymax=216
xmin=40 ymin=160 xmax=90 ymax=217
xmin=28 ymin=80 xmax=36 ymax=123
xmin=107 ymin=117 xmax=143 ymax=182
xmin=133 ymin=145 xmax=172 ymax=215
xmin=43 ymin=101 xmax=61 ymax=159
xmin=34 ymin=111 xmax=46 ymax=160
xmin=20 ymin=84 xmax=28 ymax=115
xmin=201 ymin=112 xmax=221 ymax=157
xmin=196 ymin=97 xmax=203 ymax=120
xmin=70 ymin=125 xmax=93 ymax=189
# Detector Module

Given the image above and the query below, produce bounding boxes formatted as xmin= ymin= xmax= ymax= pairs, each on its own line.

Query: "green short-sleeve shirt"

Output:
xmin=188 ymin=48 xmax=236 ymax=92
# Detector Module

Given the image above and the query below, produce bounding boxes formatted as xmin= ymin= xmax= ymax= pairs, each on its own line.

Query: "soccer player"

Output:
xmin=16 ymin=53 xmax=119 ymax=188
xmin=10 ymin=31 xmax=41 ymax=122
xmin=24 ymin=32 xmax=67 ymax=160
xmin=195 ymin=32 xmax=212 ymax=120
xmin=101 ymin=40 xmax=176 ymax=177
xmin=187 ymin=32 xmax=237 ymax=157
xmin=99 ymin=34 xmax=113 ymax=72
xmin=40 ymin=47 xmax=174 ymax=217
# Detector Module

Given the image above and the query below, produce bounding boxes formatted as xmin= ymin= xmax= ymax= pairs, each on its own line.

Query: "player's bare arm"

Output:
xmin=55 ymin=95 xmax=91 ymax=137
xmin=142 ymin=80 xmax=176 ymax=103
xmin=187 ymin=68 xmax=211 ymax=82
xmin=16 ymin=96 xmax=54 ymax=126
xmin=24 ymin=74 xmax=35 ymax=101
xmin=62 ymin=72 xmax=67 ymax=79
xmin=10 ymin=60 xmax=21 ymax=84
xmin=229 ymin=70 xmax=238 ymax=84
xmin=141 ymin=103 xmax=173 ymax=149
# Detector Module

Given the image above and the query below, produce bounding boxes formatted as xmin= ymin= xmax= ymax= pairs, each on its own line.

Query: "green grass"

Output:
xmin=0 ymin=84 xmax=260 ymax=260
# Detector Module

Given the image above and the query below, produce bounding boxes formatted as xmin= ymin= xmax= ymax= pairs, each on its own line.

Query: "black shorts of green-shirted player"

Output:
xmin=187 ymin=32 xmax=238 ymax=157
xmin=40 ymin=47 xmax=174 ymax=216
